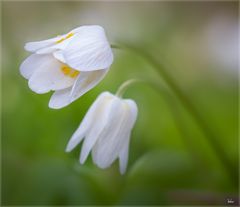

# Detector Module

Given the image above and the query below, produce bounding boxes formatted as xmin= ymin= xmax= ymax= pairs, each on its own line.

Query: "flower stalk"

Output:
xmin=116 ymin=79 xmax=143 ymax=97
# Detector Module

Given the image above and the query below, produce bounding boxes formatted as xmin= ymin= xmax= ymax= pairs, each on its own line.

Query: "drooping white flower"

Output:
xmin=20 ymin=25 xmax=113 ymax=109
xmin=66 ymin=92 xmax=138 ymax=174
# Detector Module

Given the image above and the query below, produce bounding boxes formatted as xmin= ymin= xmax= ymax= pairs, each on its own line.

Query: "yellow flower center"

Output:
xmin=61 ymin=65 xmax=80 ymax=78
xmin=56 ymin=33 xmax=74 ymax=44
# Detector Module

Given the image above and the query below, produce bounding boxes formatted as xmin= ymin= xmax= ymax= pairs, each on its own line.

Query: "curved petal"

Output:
xmin=63 ymin=25 xmax=113 ymax=71
xmin=24 ymin=36 xmax=60 ymax=52
xmin=48 ymin=87 xmax=72 ymax=109
xmin=65 ymin=92 xmax=110 ymax=152
xmin=92 ymin=99 xmax=138 ymax=169
xmin=20 ymin=54 xmax=47 ymax=79
xmin=49 ymin=69 xmax=108 ymax=109
xmin=28 ymin=55 xmax=77 ymax=94
xmin=36 ymin=37 xmax=72 ymax=54
xmin=80 ymin=94 xmax=119 ymax=164
xmin=119 ymin=134 xmax=130 ymax=174
xmin=35 ymin=46 xmax=59 ymax=54
xmin=91 ymin=98 xmax=124 ymax=169
xmin=123 ymin=99 xmax=138 ymax=129
xmin=25 ymin=31 xmax=75 ymax=54
xmin=70 ymin=68 xmax=109 ymax=103
xmin=53 ymin=51 xmax=66 ymax=63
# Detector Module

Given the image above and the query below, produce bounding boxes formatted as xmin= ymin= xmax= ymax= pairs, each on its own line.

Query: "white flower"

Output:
xmin=20 ymin=25 xmax=113 ymax=109
xmin=66 ymin=92 xmax=138 ymax=174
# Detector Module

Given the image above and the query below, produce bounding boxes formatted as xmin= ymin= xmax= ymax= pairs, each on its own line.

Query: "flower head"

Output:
xmin=20 ymin=25 xmax=113 ymax=109
xmin=66 ymin=92 xmax=138 ymax=174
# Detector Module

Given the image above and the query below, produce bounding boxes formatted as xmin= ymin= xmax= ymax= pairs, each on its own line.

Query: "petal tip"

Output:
xmin=24 ymin=43 xmax=32 ymax=52
xmin=48 ymin=101 xmax=65 ymax=109
xmin=28 ymin=81 xmax=49 ymax=94
xmin=65 ymin=147 xmax=71 ymax=153
xmin=79 ymin=156 xmax=86 ymax=164
xmin=48 ymin=95 xmax=71 ymax=109
xmin=120 ymin=168 xmax=126 ymax=175
xmin=65 ymin=144 xmax=73 ymax=152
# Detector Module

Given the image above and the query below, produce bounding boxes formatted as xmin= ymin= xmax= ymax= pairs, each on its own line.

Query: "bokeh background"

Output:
xmin=2 ymin=1 xmax=239 ymax=206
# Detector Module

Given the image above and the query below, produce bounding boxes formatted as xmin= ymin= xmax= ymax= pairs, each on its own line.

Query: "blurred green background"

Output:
xmin=2 ymin=1 xmax=239 ymax=206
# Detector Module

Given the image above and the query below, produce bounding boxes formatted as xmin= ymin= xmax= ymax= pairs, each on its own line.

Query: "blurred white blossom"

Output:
xmin=203 ymin=14 xmax=238 ymax=71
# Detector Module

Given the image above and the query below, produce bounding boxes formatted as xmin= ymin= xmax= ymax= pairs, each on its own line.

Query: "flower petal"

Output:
xmin=53 ymin=51 xmax=66 ymax=63
xmin=28 ymin=55 xmax=77 ymax=94
xmin=36 ymin=37 xmax=72 ymax=54
xmin=91 ymin=99 xmax=124 ymax=168
xmin=65 ymin=92 xmax=110 ymax=152
xmin=70 ymin=68 xmax=109 ymax=103
xmin=25 ymin=31 xmax=75 ymax=54
xmin=48 ymin=87 xmax=72 ymax=109
xmin=119 ymin=135 xmax=130 ymax=174
xmin=123 ymin=99 xmax=138 ymax=129
xmin=63 ymin=25 xmax=113 ymax=71
xmin=20 ymin=54 xmax=46 ymax=79
xmin=92 ymin=98 xmax=138 ymax=169
xmin=49 ymin=69 xmax=108 ymax=109
xmin=24 ymin=36 xmax=60 ymax=52
xmin=80 ymin=94 xmax=119 ymax=164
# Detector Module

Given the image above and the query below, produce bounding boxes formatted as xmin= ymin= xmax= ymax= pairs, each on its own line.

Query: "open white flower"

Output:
xmin=66 ymin=92 xmax=138 ymax=174
xmin=20 ymin=25 xmax=113 ymax=109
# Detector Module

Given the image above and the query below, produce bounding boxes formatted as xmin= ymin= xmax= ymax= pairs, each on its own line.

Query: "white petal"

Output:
xmin=35 ymin=46 xmax=59 ymax=54
xmin=24 ymin=36 xmax=60 ymax=52
xmin=53 ymin=51 xmax=66 ymax=63
xmin=123 ymin=100 xmax=138 ymax=130
xmin=80 ymin=94 xmax=118 ymax=164
xmin=63 ymin=25 xmax=113 ymax=71
xmin=25 ymin=31 xmax=75 ymax=54
xmin=119 ymin=135 xmax=130 ymax=174
xmin=92 ymin=98 xmax=138 ymax=169
xmin=48 ymin=87 xmax=72 ymax=109
xmin=49 ymin=69 xmax=108 ymax=109
xmin=20 ymin=54 xmax=47 ymax=79
xmin=91 ymin=98 xmax=125 ymax=168
xmin=28 ymin=55 xmax=77 ymax=94
xmin=65 ymin=92 xmax=110 ymax=152
xmin=70 ymin=69 xmax=109 ymax=102
xmin=36 ymin=37 xmax=72 ymax=54
xmin=69 ymin=25 xmax=105 ymax=35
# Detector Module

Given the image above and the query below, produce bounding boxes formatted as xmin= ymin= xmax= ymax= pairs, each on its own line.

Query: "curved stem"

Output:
xmin=112 ymin=43 xmax=237 ymax=185
xmin=116 ymin=79 xmax=144 ymax=97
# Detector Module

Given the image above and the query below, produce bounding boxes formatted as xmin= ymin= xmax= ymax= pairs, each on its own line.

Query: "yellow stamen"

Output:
xmin=56 ymin=32 xmax=74 ymax=44
xmin=70 ymin=70 xmax=80 ymax=78
xmin=61 ymin=65 xmax=80 ymax=78
xmin=61 ymin=66 xmax=71 ymax=75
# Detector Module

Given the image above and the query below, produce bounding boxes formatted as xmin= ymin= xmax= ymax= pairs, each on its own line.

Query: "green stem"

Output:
xmin=112 ymin=43 xmax=237 ymax=184
xmin=116 ymin=79 xmax=144 ymax=97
